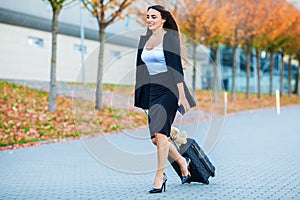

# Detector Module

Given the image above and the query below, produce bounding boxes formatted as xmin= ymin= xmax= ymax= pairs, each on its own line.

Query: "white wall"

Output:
xmin=0 ymin=0 xmax=141 ymax=35
xmin=0 ymin=23 xmax=51 ymax=80
xmin=0 ymin=23 xmax=137 ymax=83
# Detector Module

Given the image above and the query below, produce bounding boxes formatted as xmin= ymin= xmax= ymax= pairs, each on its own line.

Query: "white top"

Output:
xmin=141 ymin=42 xmax=168 ymax=75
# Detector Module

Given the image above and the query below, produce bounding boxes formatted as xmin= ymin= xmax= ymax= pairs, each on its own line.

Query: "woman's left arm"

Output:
xmin=169 ymin=34 xmax=190 ymax=112
xmin=177 ymin=82 xmax=190 ymax=113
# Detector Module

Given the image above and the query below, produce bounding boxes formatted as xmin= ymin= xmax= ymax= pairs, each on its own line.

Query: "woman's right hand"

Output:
xmin=177 ymin=82 xmax=190 ymax=114
xmin=178 ymin=95 xmax=190 ymax=114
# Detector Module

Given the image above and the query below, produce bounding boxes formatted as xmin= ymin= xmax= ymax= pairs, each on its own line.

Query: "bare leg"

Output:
xmin=153 ymin=133 xmax=169 ymax=188
xmin=151 ymin=138 xmax=189 ymax=177
xmin=168 ymin=141 xmax=189 ymax=176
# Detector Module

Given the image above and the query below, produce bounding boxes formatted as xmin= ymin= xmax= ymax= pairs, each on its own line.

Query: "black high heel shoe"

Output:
xmin=149 ymin=173 xmax=167 ymax=194
xmin=181 ymin=157 xmax=191 ymax=184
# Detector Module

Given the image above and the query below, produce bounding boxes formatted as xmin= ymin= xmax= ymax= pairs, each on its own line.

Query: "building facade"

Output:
xmin=0 ymin=0 xmax=142 ymax=84
xmin=3 ymin=0 xmax=292 ymax=94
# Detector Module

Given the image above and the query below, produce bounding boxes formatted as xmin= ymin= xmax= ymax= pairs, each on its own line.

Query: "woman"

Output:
xmin=134 ymin=5 xmax=192 ymax=193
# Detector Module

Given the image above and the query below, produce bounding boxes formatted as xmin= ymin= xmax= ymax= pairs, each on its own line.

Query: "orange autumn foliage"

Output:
xmin=282 ymin=6 xmax=300 ymax=55
xmin=180 ymin=0 xmax=232 ymax=47
xmin=259 ymin=0 xmax=299 ymax=51
xmin=83 ymin=0 xmax=135 ymax=27
xmin=133 ymin=0 xmax=299 ymax=54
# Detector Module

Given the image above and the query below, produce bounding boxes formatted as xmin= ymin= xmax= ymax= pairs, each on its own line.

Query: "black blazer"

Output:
xmin=134 ymin=30 xmax=184 ymax=109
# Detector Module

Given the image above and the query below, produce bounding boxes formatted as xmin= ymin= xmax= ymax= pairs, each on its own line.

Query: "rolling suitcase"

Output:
xmin=169 ymin=138 xmax=215 ymax=184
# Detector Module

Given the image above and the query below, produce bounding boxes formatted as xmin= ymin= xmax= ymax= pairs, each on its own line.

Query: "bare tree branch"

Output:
xmin=82 ymin=0 xmax=95 ymax=13
xmin=105 ymin=0 xmax=130 ymax=27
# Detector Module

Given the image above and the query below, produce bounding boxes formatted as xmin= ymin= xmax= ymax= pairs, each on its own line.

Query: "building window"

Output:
xmin=28 ymin=37 xmax=44 ymax=48
xmin=74 ymin=44 xmax=87 ymax=54
xmin=111 ymin=50 xmax=121 ymax=59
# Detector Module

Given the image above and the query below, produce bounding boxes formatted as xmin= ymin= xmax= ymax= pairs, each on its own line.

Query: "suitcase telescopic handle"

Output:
xmin=170 ymin=133 xmax=180 ymax=151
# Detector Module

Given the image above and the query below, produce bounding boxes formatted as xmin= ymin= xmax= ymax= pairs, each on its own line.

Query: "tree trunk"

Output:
xmin=192 ymin=16 xmax=197 ymax=97
xmin=288 ymin=55 xmax=292 ymax=96
xmin=96 ymin=26 xmax=105 ymax=110
xmin=297 ymin=66 xmax=300 ymax=96
xmin=49 ymin=8 xmax=60 ymax=112
xmin=280 ymin=51 xmax=284 ymax=96
xmin=192 ymin=42 xmax=197 ymax=97
xmin=269 ymin=52 xmax=274 ymax=96
xmin=246 ymin=46 xmax=251 ymax=99
xmin=256 ymin=48 xmax=261 ymax=99
xmin=296 ymin=54 xmax=300 ymax=96
xmin=231 ymin=46 xmax=237 ymax=101
xmin=213 ymin=46 xmax=218 ymax=102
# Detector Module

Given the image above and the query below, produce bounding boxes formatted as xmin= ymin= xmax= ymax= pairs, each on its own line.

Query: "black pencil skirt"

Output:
xmin=148 ymin=72 xmax=178 ymax=139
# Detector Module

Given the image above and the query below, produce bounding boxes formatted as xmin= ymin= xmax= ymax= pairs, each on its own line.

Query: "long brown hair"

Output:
xmin=146 ymin=5 xmax=188 ymax=67
xmin=146 ymin=5 xmax=179 ymax=37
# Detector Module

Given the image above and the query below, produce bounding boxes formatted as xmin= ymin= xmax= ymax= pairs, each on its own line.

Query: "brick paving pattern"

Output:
xmin=1 ymin=79 xmax=299 ymax=199
xmin=1 ymin=106 xmax=300 ymax=199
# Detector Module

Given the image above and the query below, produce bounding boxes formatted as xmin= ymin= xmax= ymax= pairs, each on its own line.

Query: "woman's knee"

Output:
xmin=151 ymin=138 xmax=157 ymax=145
xmin=155 ymin=133 xmax=168 ymax=145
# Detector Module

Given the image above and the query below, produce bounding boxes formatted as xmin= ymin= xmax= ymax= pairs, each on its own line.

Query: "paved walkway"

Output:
xmin=1 ymin=106 xmax=300 ymax=199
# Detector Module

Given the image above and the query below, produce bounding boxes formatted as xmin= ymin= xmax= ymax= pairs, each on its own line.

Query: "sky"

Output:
xmin=287 ymin=0 xmax=300 ymax=9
